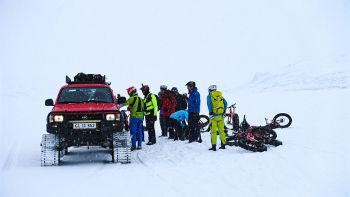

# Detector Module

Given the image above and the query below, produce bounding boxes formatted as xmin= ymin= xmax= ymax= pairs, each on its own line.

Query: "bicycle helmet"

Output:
xmin=185 ymin=81 xmax=196 ymax=87
xmin=140 ymin=84 xmax=150 ymax=92
xmin=171 ymin=87 xmax=178 ymax=93
xmin=126 ymin=86 xmax=137 ymax=95
xmin=208 ymin=85 xmax=217 ymax=92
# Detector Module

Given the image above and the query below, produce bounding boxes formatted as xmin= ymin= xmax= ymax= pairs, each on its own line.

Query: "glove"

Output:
xmin=209 ymin=112 xmax=213 ymax=116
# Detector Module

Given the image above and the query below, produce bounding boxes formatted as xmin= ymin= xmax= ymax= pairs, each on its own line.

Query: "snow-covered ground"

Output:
xmin=1 ymin=0 xmax=349 ymax=197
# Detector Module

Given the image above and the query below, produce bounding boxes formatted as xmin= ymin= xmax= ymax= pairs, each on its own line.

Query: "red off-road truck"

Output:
xmin=41 ymin=73 xmax=130 ymax=166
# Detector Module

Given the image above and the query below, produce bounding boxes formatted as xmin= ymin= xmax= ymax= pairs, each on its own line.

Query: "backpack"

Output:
xmin=210 ymin=91 xmax=224 ymax=114
xmin=154 ymin=94 xmax=160 ymax=108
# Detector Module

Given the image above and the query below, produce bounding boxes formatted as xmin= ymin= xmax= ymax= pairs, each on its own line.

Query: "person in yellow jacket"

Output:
xmin=207 ymin=85 xmax=227 ymax=151
xmin=140 ymin=84 xmax=158 ymax=145
xmin=125 ymin=86 xmax=144 ymax=150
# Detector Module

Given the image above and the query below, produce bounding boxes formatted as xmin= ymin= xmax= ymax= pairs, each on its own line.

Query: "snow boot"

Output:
xmin=219 ymin=144 xmax=226 ymax=149
xmin=209 ymin=145 xmax=216 ymax=151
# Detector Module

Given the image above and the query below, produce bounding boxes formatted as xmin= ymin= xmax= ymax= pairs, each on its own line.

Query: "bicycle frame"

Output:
xmin=224 ymin=103 xmax=239 ymax=131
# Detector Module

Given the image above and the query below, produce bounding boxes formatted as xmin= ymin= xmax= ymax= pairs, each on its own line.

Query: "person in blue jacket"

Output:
xmin=186 ymin=81 xmax=202 ymax=143
xmin=169 ymin=110 xmax=189 ymax=141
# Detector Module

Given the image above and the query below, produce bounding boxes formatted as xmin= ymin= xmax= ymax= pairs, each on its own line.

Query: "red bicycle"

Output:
xmin=224 ymin=103 xmax=240 ymax=132
xmin=227 ymin=113 xmax=292 ymax=152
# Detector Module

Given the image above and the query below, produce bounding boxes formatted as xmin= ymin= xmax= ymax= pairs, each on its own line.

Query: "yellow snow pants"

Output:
xmin=210 ymin=115 xmax=226 ymax=145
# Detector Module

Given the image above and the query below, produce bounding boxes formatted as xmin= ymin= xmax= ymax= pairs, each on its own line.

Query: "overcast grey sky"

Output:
xmin=0 ymin=0 xmax=349 ymax=95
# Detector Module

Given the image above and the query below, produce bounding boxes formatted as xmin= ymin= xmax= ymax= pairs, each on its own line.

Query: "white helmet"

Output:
xmin=208 ymin=85 xmax=217 ymax=91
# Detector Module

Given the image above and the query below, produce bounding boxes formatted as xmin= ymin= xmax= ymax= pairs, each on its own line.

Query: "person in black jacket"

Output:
xmin=171 ymin=87 xmax=188 ymax=112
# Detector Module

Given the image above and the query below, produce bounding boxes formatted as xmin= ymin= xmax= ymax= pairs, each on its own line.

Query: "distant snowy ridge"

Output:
xmin=242 ymin=68 xmax=349 ymax=92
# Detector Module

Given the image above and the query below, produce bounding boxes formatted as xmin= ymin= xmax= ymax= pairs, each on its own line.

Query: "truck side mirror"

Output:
xmin=45 ymin=99 xmax=54 ymax=106
xmin=117 ymin=96 xmax=126 ymax=104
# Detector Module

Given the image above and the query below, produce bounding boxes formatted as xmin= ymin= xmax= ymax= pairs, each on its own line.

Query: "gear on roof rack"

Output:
xmin=66 ymin=73 xmax=109 ymax=84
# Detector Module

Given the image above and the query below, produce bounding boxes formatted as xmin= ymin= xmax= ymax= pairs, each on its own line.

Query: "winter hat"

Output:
xmin=140 ymin=84 xmax=150 ymax=92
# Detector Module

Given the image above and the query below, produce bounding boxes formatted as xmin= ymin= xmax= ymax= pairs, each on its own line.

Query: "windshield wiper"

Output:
xmin=58 ymin=101 xmax=82 ymax=104
xmin=85 ymin=100 xmax=111 ymax=103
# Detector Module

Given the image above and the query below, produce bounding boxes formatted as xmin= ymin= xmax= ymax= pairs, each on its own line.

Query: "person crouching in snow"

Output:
xmin=169 ymin=110 xmax=189 ymax=141
xmin=207 ymin=85 xmax=227 ymax=151
xmin=124 ymin=86 xmax=144 ymax=151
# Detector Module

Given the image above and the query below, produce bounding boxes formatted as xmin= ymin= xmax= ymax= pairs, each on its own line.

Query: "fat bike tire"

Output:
xmin=199 ymin=115 xmax=210 ymax=132
xmin=273 ymin=113 xmax=292 ymax=128
xmin=237 ymin=139 xmax=267 ymax=152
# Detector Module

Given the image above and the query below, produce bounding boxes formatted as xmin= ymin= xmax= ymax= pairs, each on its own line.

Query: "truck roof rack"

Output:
xmin=66 ymin=73 xmax=110 ymax=85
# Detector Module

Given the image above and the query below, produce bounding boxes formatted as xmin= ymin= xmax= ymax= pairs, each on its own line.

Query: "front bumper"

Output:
xmin=47 ymin=120 xmax=124 ymax=147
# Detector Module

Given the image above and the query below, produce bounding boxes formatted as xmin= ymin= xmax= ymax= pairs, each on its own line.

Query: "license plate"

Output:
xmin=73 ymin=123 xmax=96 ymax=129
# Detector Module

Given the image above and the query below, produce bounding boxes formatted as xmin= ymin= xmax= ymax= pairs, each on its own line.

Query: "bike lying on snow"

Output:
xmin=226 ymin=113 xmax=292 ymax=152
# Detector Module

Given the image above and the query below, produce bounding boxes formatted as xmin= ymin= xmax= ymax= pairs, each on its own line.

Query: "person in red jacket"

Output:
xmin=159 ymin=89 xmax=177 ymax=139
xmin=158 ymin=85 xmax=168 ymax=137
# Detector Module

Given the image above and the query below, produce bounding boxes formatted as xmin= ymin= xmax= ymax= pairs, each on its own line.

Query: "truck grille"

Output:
xmin=64 ymin=114 xmax=104 ymax=121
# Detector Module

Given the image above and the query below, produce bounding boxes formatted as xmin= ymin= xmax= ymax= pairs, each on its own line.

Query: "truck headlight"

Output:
xmin=54 ymin=115 xmax=64 ymax=122
xmin=106 ymin=114 xmax=116 ymax=121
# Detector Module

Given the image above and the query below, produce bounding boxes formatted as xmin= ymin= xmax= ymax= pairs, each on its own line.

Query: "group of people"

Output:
xmin=121 ymin=81 xmax=227 ymax=152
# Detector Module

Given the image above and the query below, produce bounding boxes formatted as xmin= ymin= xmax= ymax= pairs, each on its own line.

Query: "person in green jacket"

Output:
xmin=125 ymin=86 xmax=144 ymax=150
xmin=140 ymin=84 xmax=158 ymax=145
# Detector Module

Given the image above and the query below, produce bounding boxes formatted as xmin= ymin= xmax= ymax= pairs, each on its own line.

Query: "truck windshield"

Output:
xmin=58 ymin=87 xmax=113 ymax=104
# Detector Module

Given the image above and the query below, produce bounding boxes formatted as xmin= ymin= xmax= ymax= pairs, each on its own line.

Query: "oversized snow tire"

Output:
xmin=41 ymin=134 xmax=61 ymax=166
xmin=273 ymin=113 xmax=292 ymax=128
xmin=268 ymin=139 xmax=283 ymax=147
xmin=237 ymin=139 xmax=267 ymax=152
xmin=199 ymin=115 xmax=210 ymax=132
xmin=112 ymin=131 xmax=131 ymax=164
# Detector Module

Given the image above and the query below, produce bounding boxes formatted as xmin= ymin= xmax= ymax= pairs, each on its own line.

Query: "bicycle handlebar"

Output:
xmin=229 ymin=103 xmax=236 ymax=108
